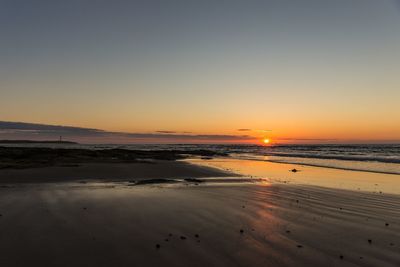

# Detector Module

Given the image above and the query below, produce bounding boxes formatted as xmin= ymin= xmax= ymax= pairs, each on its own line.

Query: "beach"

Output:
xmin=0 ymin=149 xmax=399 ymax=267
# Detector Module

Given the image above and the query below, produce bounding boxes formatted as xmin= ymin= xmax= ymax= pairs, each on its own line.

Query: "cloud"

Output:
xmin=276 ymin=138 xmax=338 ymax=141
xmin=0 ymin=121 xmax=254 ymax=143
xmin=155 ymin=130 xmax=178 ymax=134
xmin=237 ymin=128 xmax=251 ymax=131
xmin=0 ymin=121 xmax=104 ymax=136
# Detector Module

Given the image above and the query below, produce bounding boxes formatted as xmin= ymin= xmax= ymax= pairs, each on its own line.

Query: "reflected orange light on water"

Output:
xmin=188 ymin=158 xmax=400 ymax=194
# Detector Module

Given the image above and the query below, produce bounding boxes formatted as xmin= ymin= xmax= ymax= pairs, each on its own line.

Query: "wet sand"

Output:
xmin=0 ymin=161 xmax=233 ymax=183
xmin=0 ymin=156 xmax=399 ymax=266
xmin=189 ymin=158 xmax=400 ymax=194
xmin=0 ymin=182 xmax=399 ymax=267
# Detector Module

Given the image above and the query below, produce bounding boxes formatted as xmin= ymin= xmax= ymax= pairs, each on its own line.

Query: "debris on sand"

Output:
xmin=291 ymin=168 xmax=299 ymax=173
xmin=240 ymin=229 xmax=244 ymax=234
xmin=184 ymin=178 xmax=203 ymax=183
xmin=134 ymin=179 xmax=179 ymax=185
xmin=180 ymin=236 xmax=187 ymax=240
xmin=156 ymin=244 xmax=160 ymax=249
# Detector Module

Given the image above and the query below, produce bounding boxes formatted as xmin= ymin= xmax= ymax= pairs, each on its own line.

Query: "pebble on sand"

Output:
xmin=240 ymin=229 xmax=244 ymax=234
xmin=195 ymin=234 xmax=199 ymax=238
xmin=339 ymin=255 xmax=344 ymax=260
xmin=368 ymin=239 xmax=372 ymax=244
xmin=156 ymin=244 xmax=160 ymax=249
xmin=180 ymin=236 xmax=187 ymax=240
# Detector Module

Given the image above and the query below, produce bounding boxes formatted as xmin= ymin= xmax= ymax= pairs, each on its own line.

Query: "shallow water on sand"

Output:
xmin=187 ymin=158 xmax=400 ymax=195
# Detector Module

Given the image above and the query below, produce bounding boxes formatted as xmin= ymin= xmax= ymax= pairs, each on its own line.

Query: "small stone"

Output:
xmin=385 ymin=223 xmax=389 ymax=226
xmin=286 ymin=230 xmax=291 ymax=234
xmin=239 ymin=229 xmax=244 ymax=234
xmin=156 ymin=244 xmax=160 ymax=249
xmin=180 ymin=236 xmax=187 ymax=240
xmin=339 ymin=255 xmax=344 ymax=260
xmin=195 ymin=234 xmax=199 ymax=238
xmin=368 ymin=239 xmax=372 ymax=244
xmin=297 ymin=245 xmax=303 ymax=248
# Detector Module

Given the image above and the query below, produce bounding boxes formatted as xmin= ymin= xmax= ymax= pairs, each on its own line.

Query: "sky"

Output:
xmin=1 ymin=0 xmax=399 ymax=144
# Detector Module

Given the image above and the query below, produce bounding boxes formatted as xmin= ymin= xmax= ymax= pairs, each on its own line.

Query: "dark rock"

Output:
xmin=184 ymin=178 xmax=203 ymax=183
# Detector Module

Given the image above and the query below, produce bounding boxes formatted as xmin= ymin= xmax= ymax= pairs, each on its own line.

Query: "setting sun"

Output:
xmin=263 ymin=138 xmax=270 ymax=144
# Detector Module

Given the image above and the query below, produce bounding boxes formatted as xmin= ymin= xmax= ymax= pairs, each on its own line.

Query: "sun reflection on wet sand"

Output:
xmin=187 ymin=158 xmax=400 ymax=195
